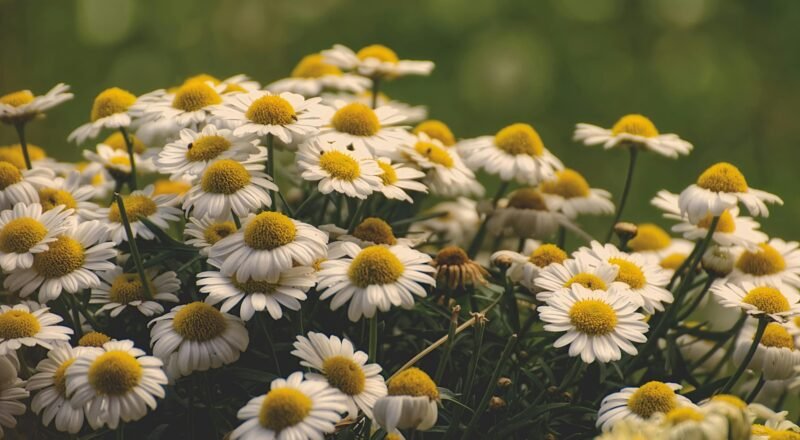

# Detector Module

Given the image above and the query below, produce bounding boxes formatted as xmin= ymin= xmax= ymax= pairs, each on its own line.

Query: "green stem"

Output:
xmin=116 ymin=423 xmax=125 ymax=440
xmin=62 ymin=295 xmax=83 ymax=340
xmin=721 ymin=317 xmax=767 ymax=393
xmin=119 ymin=127 xmax=138 ymax=190
xmin=556 ymin=226 xmax=566 ymax=249
xmin=467 ymin=181 xmax=510 ymax=258
xmin=231 ymin=211 xmax=241 ymax=229
xmin=347 ymin=198 xmax=368 ymax=233
xmin=746 ymin=373 xmax=766 ymax=403
xmin=293 ymin=189 xmax=322 ymax=218
xmin=390 ymin=211 xmax=447 ymax=227
xmin=73 ymin=290 xmax=102 ymax=330
xmin=13 ymin=123 xmax=32 ymax=170
xmin=266 ymin=134 xmax=276 ymax=210
xmin=114 ymin=193 xmax=153 ymax=300
xmin=434 ymin=306 xmax=460 ymax=384
xmin=667 ymin=241 xmax=702 ymax=290
xmin=256 ymin=314 xmax=281 ymax=375
xmin=370 ymin=77 xmax=381 ymax=109
xmin=604 ymin=147 xmax=638 ymax=242
xmin=368 ymin=316 xmax=378 ymax=363
xmin=676 ymin=275 xmax=717 ymax=322
xmin=502 ymin=270 xmax=520 ymax=333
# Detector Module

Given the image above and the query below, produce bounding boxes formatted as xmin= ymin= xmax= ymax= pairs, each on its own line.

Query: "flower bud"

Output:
xmin=702 ymin=245 xmax=734 ymax=277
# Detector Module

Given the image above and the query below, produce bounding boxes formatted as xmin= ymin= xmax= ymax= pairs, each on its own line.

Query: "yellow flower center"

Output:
xmin=0 ymin=161 xmax=23 ymax=189
xmin=697 ymin=210 xmax=736 ymax=233
xmin=186 ymin=135 xmax=231 ymax=162
xmin=291 ymin=54 xmax=342 ymax=78
xmin=377 ymin=160 xmax=398 ymax=185
xmin=0 ymin=145 xmax=45 ymax=169
xmin=528 ymin=244 xmax=567 ymax=267
xmin=0 ymin=309 xmax=40 ymax=339
xmin=347 ymin=245 xmax=405 ymax=288
xmin=258 ymin=387 xmax=313 ymax=432
xmin=696 ymin=162 xmax=749 ymax=193
xmin=108 ymin=155 xmax=131 ymax=170
xmin=627 ymin=224 xmax=671 ymax=252
xmin=88 ymin=351 xmax=142 ymax=396
xmin=752 ymin=425 xmax=773 ymax=436
xmin=108 ymin=194 xmax=158 ymax=223
xmin=203 ymin=221 xmax=237 ymax=246
xmin=323 ymin=355 xmax=366 ymax=395
xmin=742 ymin=286 xmax=790 ymax=314
xmin=357 ymin=44 xmax=399 ymax=64
xmin=153 ymin=179 xmax=191 ymax=196
xmin=388 ymin=367 xmax=439 ymax=399
xmin=0 ymin=217 xmax=47 ymax=254
xmin=79 ymin=331 xmax=111 ymax=347
xmin=331 ymin=103 xmax=380 ymax=136
xmin=770 ymin=431 xmax=800 ymax=440
xmin=413 ymin=120 xmax=455 ymax=146
xmin=53 ymin=357 xmax=75 ymax=397
xmin=172 ymin=302 xmax=228 ymax=342
xmin=609 ymin=258 xmax=646 ymax=289
xmin=232 ymin=276 xmax=280 ymax=295
xmin=507 ymin=188 xmax=547 ymax=210
xmin=736 ymin=243 xmax=786 ymax=276
xmin=90 ymin=87 xmax=136 ymax=122
xmin=319 ymin=150 xmax=361 ymax=181
xmin=102 ymin=132 xmax=146 ymax=154
xmin=243 ymin=211 xmax=297 ymax=250
xmin=660 ymin=253 xmax=687 ymax=270
xmin=626 ymin=381 xmax=677 ymax=418
xmin=760 ymin=323 xmax=794 ymax=350
xmin=183 ymin=74 xmax=221 ymax=86
xmin=611 ymin=114 xmax=659 ymax=138
xmin=540 ymin=169 xmax=591 ymax=199
xmin=352 ymin=217 xmax=397 ymax=245
xmin=568 ymin=299 xmax=617 ymax=335
xmin=564 ymin=273 xmax=608 ymax=291
xmin=171 ymin=82 xmax=222 ymax=112
xmin=414 ymin=141 xmax=453 ymax=168
xmin=494 ymin=123 xmax=544 ymax=157
xmin=32 ymin=236 xmax=86 ymax=278
xmin=109 ymin=273 xmax=153 ymax=304
xmin=0 ymin=90 xmax=34 ymax=107
xmin=709 ymin=394 xmax=746 ymax=409
xmin=245 ymin=95 xmax=296 ymax=126
xmin=200 ymin=159 xmax=252 ymax=195
xmin=38 ymin=188 xmax=77 ymax=211
xmin=664 ymin=407 xmax=704 ymax=425
xmin=435 ymin=246 xmax=469 ymax=266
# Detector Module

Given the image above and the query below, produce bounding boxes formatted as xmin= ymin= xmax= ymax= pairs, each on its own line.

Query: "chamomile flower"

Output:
xmin=98 ymin=131 xmax=157 ymax=163
xmin=28 ymin=345 xmax=102 ymax=434
xmin=655 ymin=404 xmax=736 ymax=440
xmin=375 ymin=158 xmax=427 ymax=203
xmin=0 ymin=83 xmax=73 ymax=125
xmin=373 ymin=367 xmax=439 ymax=432
xmin=0 ymin=303 xmax=72 ymax=355
xmin=403 ymin=133 xmax=483 ymax=197
xmin=82 ymin=144 xmax=146 ymax=183
xmin=458 ymin=123 xmax=563 ymax=185
xmin=209 ymin=211 xmax=328 ymax=282
xmin=212 ymin=90 xmax=332 ymax=144
xmin=491 ymin=243 xmax=569 ymax=291
xmin=291 ymin=332 xmax=387 ymax=419
xmin=91 ymin=185 xmax=181 ymax=244
xmin=534 ymin=257 xmax=628 ymax=303
xmin=0 ymin=143 xmax=50 ymax=170
xmin=31 ymin=170 xmax=101 ymax=219
xmin=185 ymin=73 xmax=261 ymax=94
xmin=574 ymin=114 xmax=693 ymax=158
xmin=68 ymin=87 xmax=137 ymax=144
xmin=678 ymin=162 xmax=783 ymax=223
xmin=539 ymin=168 xmax=614 ymax=218
xmin=625 ymin=223 xmax=695 ymax=269
xmin=267 ymin=53 xmax=371 ymax=96
xmin=136 ymin=80 xmax=226 ymax=129
xmin=184 ymin=215 xmax=238 ymax=256
xmin=323 ymin=44 xmax=434 ymax=79
xmin=712 ymin=282 xmax=800 ymax=322
xmin=597 ymin=382 xmax=694 ymax=431
xmin=75 ymin=162 xmax=115 ymax=199
xmin=413 ymin=120 xmax=456 ymax=147
xmin=199 ymin=265 xmax=316 ymax=321
xmin=323 ymin=217 xmax=419 ymax=249
xmin=317 ymin=101 xmax=410 ymax=157
xmin=728 ymin=239 xmax=800 ymax=289
xmin=0 ymin=161 xmax=57 ymax=210
xmin=322 ymin=91 xmax=428 ymax=124
xmin=433 ymin=246 xmax=489 ymax=291
xmin=410 ymin=198 xmax=480 ymax=246
xmin=317 ymin=242 xmax=435 ymax=322
xmin=297 ymin=138 xmax=383 ymax=199
xmin=91 ymin=266 xmax=180 ymax=317
xmin=576 ymin=241 xmax=674 ymax=313
xmin=149 ymin=302 xmax=249 ymax=379
xmin=0 ymin=202 xmax=74 ymax=272
xmin=733 ymin=321 xmax=800 ymax=380
xmin=0 ymin=373 xmax=27 ymax=438
xmin=4 ymin=220 xmax=116 ymax=303
xmin=488 ymin=188 xmax=573 ymax=239
xmin=65 ymin=340 xmax=168 ymax=429
xmin=157 ymin=125 xmax=257 ymax=180
xmin=231 ymin=371 xmax=348 ymax=440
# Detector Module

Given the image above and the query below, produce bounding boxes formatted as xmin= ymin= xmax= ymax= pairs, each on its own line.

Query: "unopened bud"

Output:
xmin=489 ymin=396 xmax=506 ymax=411
xmin=497 ymin=377 xmax=512 ymax=388
xmin=702 ymin=245 xmax=734 ymax=277
xmin=490 ymin=251 xmax=514 ymax=270
xmin=614 ymin=222 xmax=638 ymax=247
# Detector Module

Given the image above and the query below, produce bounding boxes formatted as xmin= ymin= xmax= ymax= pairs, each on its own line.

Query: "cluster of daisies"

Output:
xmin=0 ymin=42 xmax=797 ymax=439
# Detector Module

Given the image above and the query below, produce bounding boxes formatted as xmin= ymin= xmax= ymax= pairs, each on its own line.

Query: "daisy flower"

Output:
xmin=291 ymin=332 xmax=387 ymax=419
xmin=267 ymin=53 xmax=371 ymax=96
xmin=0 ymin=143 xmax=50 ymax=170
xmin=0 ymin=372 xmax=27 ymax=438
xmin=712 ymin=281 xmax=800 ymax=322
xmin=433 ymin=246 xmax=489 ymax=292
xmin=322 ymin=44 xmax=434 ymax=79
xmin=198 ymin=265 xmax=316 ymax=321
xmin=149 ymin=302 xmax=249 ymax=379
xmin=413 ymin=119 xmax=456 ymax=147
xmin=4 ymin=220 xmax=116 ymax=303
xmin=28 ymin=344 xmax=103 ymax=434
xmin=183 ymin=150 xmax=278 ymax=218
xmin=209 ymin=211 xmax=328 ymax=282
xmin=728 ymin=239 xmax=800 ymax=289
xmin=0 ymin=161 xmax=57 ymax=210
xmin=491 ymin=243 xmax=569 ymax=291
xmin=184 ymin=215 xmax=238 ymax=256
xmin=317 ymin=242 xmax=435 ymax=321
xmin=157 ymin=124 xmax=257 ymax=179
xmin=78 ymin=331 xmax=113 ymax=348
xmin=322 ymin=91 xmax=428 ymax=124
xmin=539 ymin=168 xmax=614 ymax=218
xmin=596 ymin=381 xmax=694 ymax=431
xmin=487 ymin=188 xmax=573 ymax=240
xmin=410 ymin=198 xmax=480 ymax=246
xmin=65 ymin=340 xmax=168 ymax=429
xmin=625 ymin=223 xmax=695 ymax=269
xmin=457 ymin=122 xmax=563 ymax=185
xmin=31 ymin=170 xmax=101 ymax=220
xmin=0 ymin=303 xmax=72 ymax=355
xmin=212 ymin=90 xmax=332 ymax=144
xmin=576 ymin=241 xmax=674 ymax=313
xmin=82 ymin=144 xmax=147 ymax=185
xmin=98 ymin=130 xmax=158 ymax=164
xmin=323 ymin=217 xmax=419 ymax=249
xmin=0 ymin=202 xmax=74 ymax=272
xmin=403 ymin=133 xmax=483 ymax=197
xmin=75 ymin=161 xmax=115 ymax=199
xmin=68 ymin=87 xmax=137 ymax=144
xmin=654 ymin=404 xmax=736 ymax=440
xmin=136 ymin=80 xmax=226 ymax=129
xmin=0 ymin=83 xmax=73 ymax=125
xmin=89 ymin=185 xmax=181 ymax=244
xmin=317 ymin=100 xmax=410 ymax=157
xmin=573 ymin=114 xmax=693 ymax=158
xmin=374 ymin=158 xmax=427 ymax=203
xmin=231 ymin=371 xmax=347 ymax=440
xmin=297 ymin=138 xmax=383 ymax=199
xmin=732 ymin=321 xmax=800 ymax=380
xmin=91 ymin=266 xmax=180 ymax=317
xmin=181 ymin=73 xmax=261 ymax=94
xmin=373 ymin=367 xmax=439 ymax=433
xmin=678 ymin=162 xmax=782 ymax=223
xmin=534 ymin=257 xmax=627 ymax=303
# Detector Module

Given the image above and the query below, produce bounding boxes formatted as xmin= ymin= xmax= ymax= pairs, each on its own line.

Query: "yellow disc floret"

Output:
xmin=0 ymin=90 xmax=34 ymax=107
xmin=609 ymin=258 xmax=646 ymax=289
xmin=319 ymin=150 xmax=361 ymax=181
xmin=494 ymin=123 xmax=544 ymax=157
xmin=38 ymin=187 xmax=77 ymax=211
xmin=352 ymin=217 xmax=397 ymax=245
xmin=243 ymin=212 xmax=297 ymax=250
xmin=0 ymin=161 xmax=23 ymax=189
xmin=507 ymin=188 xmax=547 ymax=210
xmin=377 ymin=160 xmax=398 ymax=185
xmin=90 ymin=87 xmax=136 ymax=122
xmin=79 ymin=331 xmax=111 ymax=347
xmin=102 ymin=132 xmax=146 ymax=154
xmin=697 ymin=210 xmax=736 ymax=234
xmin=258 ymin=387 xmax=312 ymax=432
xmin=626 ymin=381 xmax=677 ymax=418
xmin=348 ymin=245 xmax=405 ymax=288
xmin=108 ymin=194 xmax=157 ymax=223
xmin=172 ymin=302 xmax=228 ymax=342
xmin=183 ymin=74 xmax=221 ymax=86
xmin=540 ymin=169 xmax=591 ymax=199
xmin=53 ymin=358 xmax=75 ymax=396
xmin=186 ymin=135 xmax=231 ymax=162
xmin=414 ymin=120 xmax=455 ymax=146
xmin=760 ymin=323 xmax=794 ymax=350
xmin=0 ymin=217 xmax=47 ymax=254
xmin=32 ymin=236 xmax=85 ymax=278
xmin=742 ymin=286 xmax=790 ymax=314
xmin=232 ymin=276 xmax=280 ymax=295
xmin=153 ymin=179 xmax=191 ymax=196
xmin=696 ymin=162 xmax=749 ymax=193
xmin=736 ymin=243 xmax=786 ymax=276
xmin=200 ymin=159 xmax=251 ymax=195
xmin=709 ymin=394 xmax=746 ymax=409
xmin=0 ymin=309 xmax=40 ymax=339
xmin=568 ymin=299 xmax=617 ymax=335
xmin=331 ymin=103 xmax=380 ymax=136
xmin=357 ymin=44 xmax=399 ymax=64
xmin=435 ymin=246 xmax=469 ymax=266
xmin=109 ymin=273 xmax=152 ymax=304
xmin=660 ymin=253 xmax=687 ymax=270
xmin=388 ymin=367 xmax=439 ymax=400
xmin=291 ymin=54 xmax=342 ymax=78
xmin=246 ymin=95 xmax=296 ymax=126
xmin=203 ymin=221 xmax=237 ymax=246
xmin=664 ymin=407 xmax=704 ymax=425
xmin=611 ymin=114 xmax=659 ymax=138
xmin=564 ymin=273 xmax=608 ymax=291
xmin=323 ymin=355 xmax=366 ymax=395
xmin=528 ymin=244 xmax=567 ymax=268
xmin=88 ymin=351 xmax=142 ymax=396
xmin=171 ymin=82 xmax=222 ymax=112
xmin=414 ymin=141 xmax=453 ymax=168
xmin=627 ymin=224 xmax=671 ymax=252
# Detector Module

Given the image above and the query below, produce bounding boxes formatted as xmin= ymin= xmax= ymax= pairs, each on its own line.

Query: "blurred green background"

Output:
xmin=2 ymin=0 xmax=799 ymax=238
